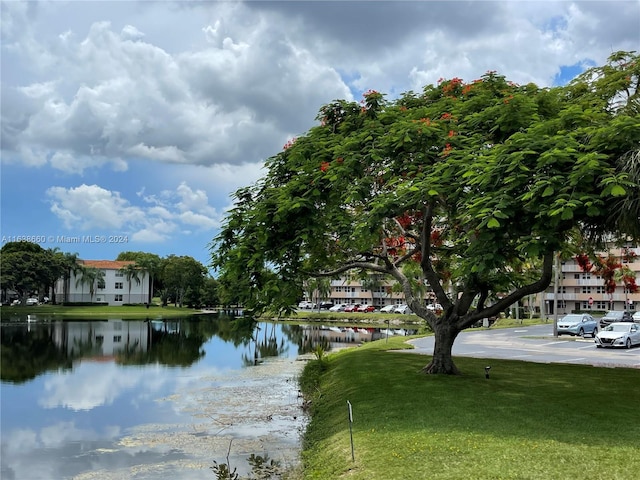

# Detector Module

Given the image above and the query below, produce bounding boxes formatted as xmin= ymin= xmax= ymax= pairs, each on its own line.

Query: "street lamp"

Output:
xmin=485 ymin=366 xmax=491 ymax=379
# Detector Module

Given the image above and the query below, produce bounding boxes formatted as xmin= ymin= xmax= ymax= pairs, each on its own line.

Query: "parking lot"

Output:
xmin=407 ymin=324 xmax=640 ymax=369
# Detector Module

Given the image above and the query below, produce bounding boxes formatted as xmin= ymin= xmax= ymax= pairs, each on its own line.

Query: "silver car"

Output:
xmin=595 ymin=322 xmax=640 ymax=349
xmin=557 ymin=313 xmax=598 ymax=337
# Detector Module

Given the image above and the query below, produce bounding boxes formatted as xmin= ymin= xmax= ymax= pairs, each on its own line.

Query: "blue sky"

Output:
xmin=2 ymin=0 xmax=639 ymax=270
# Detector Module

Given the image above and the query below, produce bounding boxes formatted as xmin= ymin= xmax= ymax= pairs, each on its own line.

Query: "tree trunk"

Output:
xmin=421 ymin=321 xmax=461 ymax=375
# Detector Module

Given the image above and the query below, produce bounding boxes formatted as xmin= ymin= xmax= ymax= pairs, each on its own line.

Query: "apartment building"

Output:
xmin=544 ymin=246 xmax=640 ymax=316
xmin=55 ymin=260 xmax=150 ymax=306
xmin=326 ymin=277 xmax=406 ymax=308
xmin=315 ymin=245 xmax=640 ymax=316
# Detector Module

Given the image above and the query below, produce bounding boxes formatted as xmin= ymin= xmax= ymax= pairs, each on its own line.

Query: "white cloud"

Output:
xmin=40 ymin=364 xmax=143 ymax=411
xmin=1 ymin=0 xmax=638 ymax=265
xmin=46 ymin=184 xmax=143 ymax=230
xmin=46 ymin=181 xmax=220 ymax=242
xmin=121 ymin=24 xmax=145 ymax=41
xmin=1 ymin=3 xmax=351 ymax=174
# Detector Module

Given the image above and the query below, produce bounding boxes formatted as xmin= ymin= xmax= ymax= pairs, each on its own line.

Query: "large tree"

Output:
xmin=212 ymin=52 xmax=640 ymax=374
xmin=1 ymin=241 xmax=58 ymax=303
xmin=162 ymin=255 xmax=207 ymax=307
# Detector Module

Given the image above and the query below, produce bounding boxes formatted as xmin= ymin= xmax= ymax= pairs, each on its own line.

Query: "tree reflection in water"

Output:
xmin=1 ymin=313 xmax=391 ymax=384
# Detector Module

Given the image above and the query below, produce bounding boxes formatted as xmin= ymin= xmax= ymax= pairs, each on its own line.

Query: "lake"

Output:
xmin=1 ymin=313 xmax=414 ymax=479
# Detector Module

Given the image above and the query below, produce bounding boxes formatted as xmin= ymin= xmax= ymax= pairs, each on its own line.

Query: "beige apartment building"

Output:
xmin=316 ymin=245 xmax=639 ymax=315
xmin=326 ymin=277 xmax=406 ymax=308
xmin=544 ymin=246 xmax=640 ymax=316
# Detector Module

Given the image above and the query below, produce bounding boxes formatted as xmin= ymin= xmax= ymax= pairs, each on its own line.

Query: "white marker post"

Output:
xmin=347 ymin=400 xmax=354 ymax=461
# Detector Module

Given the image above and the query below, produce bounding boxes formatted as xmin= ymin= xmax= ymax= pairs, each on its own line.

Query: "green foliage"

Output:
xmin=313 ymin=344 xmax=327 ymax=366
xmin=211 ymin=453 xmax=284 ymax=480
xmin=212 ymin=52 xmax=640 ymax=373
xmin=161 ymin=255 xmax=207 ymax=307
xmin=0 ymin=241 xmax=70 ymax=303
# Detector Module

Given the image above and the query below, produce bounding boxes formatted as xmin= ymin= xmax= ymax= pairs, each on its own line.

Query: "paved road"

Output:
xmin=407 ymin=324 xmax=640 ymax=369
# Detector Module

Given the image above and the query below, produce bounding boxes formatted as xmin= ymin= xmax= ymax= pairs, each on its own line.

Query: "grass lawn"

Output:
xmin=1 ymin=304 xmax=203 ymax=318
xmin=299 ymin=336 xmax=640 ymax=480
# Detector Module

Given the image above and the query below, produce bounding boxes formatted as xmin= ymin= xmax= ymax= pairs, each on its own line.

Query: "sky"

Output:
xmin=1 ymin=0 xmax=639 ymax=271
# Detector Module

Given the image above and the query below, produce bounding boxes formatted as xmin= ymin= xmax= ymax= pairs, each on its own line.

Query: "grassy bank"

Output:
xmin=0 ymin=304 xmax=203 ymax=318
xmin=299 ymin=336 xmax=640 ymax=479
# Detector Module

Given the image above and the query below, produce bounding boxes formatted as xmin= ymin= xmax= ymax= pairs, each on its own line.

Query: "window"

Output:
xmin=114 ymin=294 xmax=123 ymax=302
xmin=113 ymin=335 xmax=122 ymax=342
xmin=115 ymin=271 xmax=123 ymax=277
xmin=98 ymin=279 xmax=105 ymax=289
xmin=115 ymin=282 xmax=123 ymax=290
xmin=574 ymin=273 xmax=580 ymax=279
xmin=581 ymin=286 xmax=592 ymax=294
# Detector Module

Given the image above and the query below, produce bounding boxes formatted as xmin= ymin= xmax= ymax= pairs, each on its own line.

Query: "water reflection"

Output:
xmin=0 ymin=314 xmax=418 ymax=479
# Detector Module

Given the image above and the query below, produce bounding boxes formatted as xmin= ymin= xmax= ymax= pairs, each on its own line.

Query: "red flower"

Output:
xmin=448 ymin=130 xmax=455 ymax=137
xmin=320 ymin=161 xmax=330 ymax=172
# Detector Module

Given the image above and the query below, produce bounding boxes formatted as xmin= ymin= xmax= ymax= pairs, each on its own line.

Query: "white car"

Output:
xmin=379 ymin=305 xmax=396 ymax=313
xmin=328 ymin=304 xmax=346 ymax=312
xmin=394 ymin=304 xmax=412 ymax=314
xmin=595 ymin=322 xmax=640 ymax=349
xmin=26 ymin=298 xmax=38 ymax=306
xmin=298 ymin=301 xmax=315 ymax=309
xmin=633 ymin=311 xmax=640 ymax=322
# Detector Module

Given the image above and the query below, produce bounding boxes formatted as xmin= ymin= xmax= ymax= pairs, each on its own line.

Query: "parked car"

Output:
xmin=329 ymin=303 xmax=346 ymax=312
xmin=344 ymin=304 xmax=360 ymax=312
xmin=379 ymin=304 xmax=397 ymax=313
xmin=318 ymin=302 xmax=334 ymax=310
xmin=357 ymin=304 xmax=376 ymax=313
xmin=298 ymin=301 xmax=315 ymax=309
xmin=394 ymin=304 xmax=412 ymax=314
xmin=633 ymin=311 xmax=640 ymax=322
xmin=26 ymin=298 xmax=38 ymax=306
xmin=557 ymin=313 xmax=598 ymax=337
xmin=600 ymin=310 xmax=633 ymax=328
xmin=427 ymin=303 xmax=443 ymax=312
xmin=595 ymin=322 xmax=640 ymax=348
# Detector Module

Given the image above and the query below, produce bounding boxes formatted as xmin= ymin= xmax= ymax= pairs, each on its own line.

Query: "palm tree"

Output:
xmin=74 ymin=265 xmax=103 ymax=303
xmin=75 ymin=266 xmax=105 ymax=303
xmin=120 ymin=263 xmax=140 ymax=304
xmin=135 ymin=256 xmax=159 ymax=304
xmin=305 ymin=277 xmax=331 ymax=311
xmin=61 ymin=252 xmax=80 ymax=303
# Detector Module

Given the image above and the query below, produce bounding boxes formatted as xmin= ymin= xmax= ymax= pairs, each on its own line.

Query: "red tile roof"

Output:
xmin=79 ymin=260 xmax=137 ymax=270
